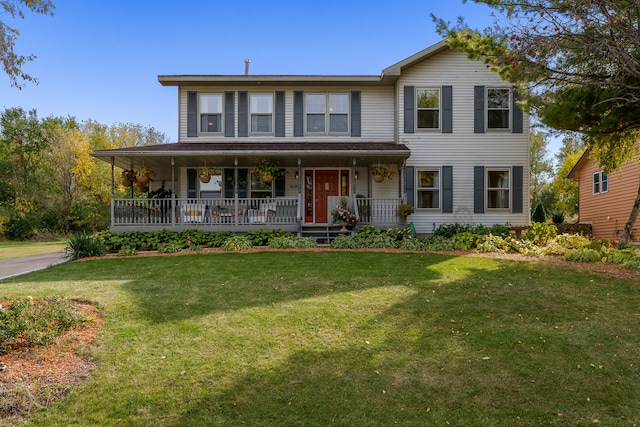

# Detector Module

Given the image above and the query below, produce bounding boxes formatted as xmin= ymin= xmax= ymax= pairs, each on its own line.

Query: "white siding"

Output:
xmin=398 ymin=49 xmax=530 ymax=232
xmin=178 ymin=86 xmax=395 ymax=143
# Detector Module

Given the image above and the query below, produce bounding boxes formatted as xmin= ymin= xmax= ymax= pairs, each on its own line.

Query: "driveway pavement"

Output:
xmin=0 ymin=252 xmax=69 ymax=281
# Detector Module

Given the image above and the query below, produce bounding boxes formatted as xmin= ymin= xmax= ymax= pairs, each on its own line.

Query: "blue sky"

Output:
xmin=2 ymin=0 xmax=499 ymax=143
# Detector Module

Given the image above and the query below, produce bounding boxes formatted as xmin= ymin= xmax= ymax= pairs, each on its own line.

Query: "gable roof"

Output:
xmin=567 ymin=147 xmax=592 ymax=179
xmin=158 ymin=41 xmax=451 ymax=87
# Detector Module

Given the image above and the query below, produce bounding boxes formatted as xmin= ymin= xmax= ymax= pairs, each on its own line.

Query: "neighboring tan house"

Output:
xmin=92 ymin=40 xmax=530 ymax=236
xmin=568 ymin=148 xmax=640 ymax=244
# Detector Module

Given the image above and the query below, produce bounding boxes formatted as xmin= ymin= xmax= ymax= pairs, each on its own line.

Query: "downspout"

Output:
xmin=171 ymin=158 xmax=176 ymax=226
xmin=110 ymin=157 xmax=115 ymax=228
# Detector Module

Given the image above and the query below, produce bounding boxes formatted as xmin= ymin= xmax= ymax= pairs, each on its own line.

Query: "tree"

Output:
xmin=553 ymin=135 xmax=586 ymax=218
xmin=529 ymin=129 xmax=554 ymax=213
xmin=1 ymin=0 xmax=55 ymax=88
xmin=434 ymin=0 xmax=640 ymax=246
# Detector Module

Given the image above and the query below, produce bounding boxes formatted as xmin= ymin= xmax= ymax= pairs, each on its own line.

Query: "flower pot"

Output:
xmin=373 ymin=175 xmax=385 ymax=183
xmin=122 ymin=179 xmax=133 ymax=187
xmin=137 ymin=174 xmax=149 ymax=184
xmin=260 ymin=173 xmax=273 ymax=184
xmin=199 ymin=175 xmax=211 ymax=183
xmin=339 ymin=220 xmax=349 ymax=232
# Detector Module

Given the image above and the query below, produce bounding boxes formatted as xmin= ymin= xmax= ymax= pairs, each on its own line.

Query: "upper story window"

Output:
xmin=593 ymin=171 xmax=608 ymax=194
xmin=306 ymin=93 xmax=349 ymax=134
xmin=251 ymin=93 xmax=273 ymax=134
xmin=487 ymin=169 xmax=510 ymax=209
xmin=487 ymin=88 xmax=510 ymax=129
xmin=417 ymin=170 xmax=440 ymax=209
xmin=199 ymin=93 xmax=223 ymax=133
xmin=416 ymin=88 xmax=440 ymax=129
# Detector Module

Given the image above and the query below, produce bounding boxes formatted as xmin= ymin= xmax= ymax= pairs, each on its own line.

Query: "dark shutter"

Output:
xmin=275 ymin=91 xmax=285 ymax=137
xmin=512 ymin=165 xmax=523 ymax=213
xmin=442 ymin=86 xmax=453 ymax=133
xmin=187 ymin=168 xmax=197 ymax=198
xmin=224 ymin=92 xmax=235 ymax=137
xmin=351 ymin=91 xmax=361 ymax=137
xmin=404 ymin=166 xmax=415 ymax=206
xmin=275 ymin=171 xmax=286 ymax=197
xmin=187 ymin=91 xmax=198 ymax=137
xmin=238 ymin=91 xmax=248 ymax=137
xmin=294 ymin=91 xmax=303 ymax=137
xmin=474 ymin=166 xmax=485 ymax=213
xmin=474 ymin=86 xmax=485 ymax=133
xmin=404 ymin=86 xmax=415 ymax=134
xmin=512 ymin=87 xmax=523 ymax=133
xmin=442 ymin=166 xmax=453 ymax=213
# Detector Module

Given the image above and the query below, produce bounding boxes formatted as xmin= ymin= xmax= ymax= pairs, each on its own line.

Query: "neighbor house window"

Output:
xmin=200 ymin=94 xmax=223 ymax=133
xmin=306 ymin=93 xmax=349 ymax=134
xmin=250 ymin=93 xmax=273 ymax=133
xmin=416 ymin=88 xmax=440 ymax=129
xmin=487 ymin=88 xmax=510 ymax=129
xmin=417 ymin=170 xmax=440 ymax=209
xmin=593 ymin=171 xmax=608 ymax=194
xmin=487 ymin=169 xmax=510 ymax=209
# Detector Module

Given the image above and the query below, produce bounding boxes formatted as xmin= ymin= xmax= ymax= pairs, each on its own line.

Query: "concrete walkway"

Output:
xmin=0 ymin=252 xmax=69 ymax=281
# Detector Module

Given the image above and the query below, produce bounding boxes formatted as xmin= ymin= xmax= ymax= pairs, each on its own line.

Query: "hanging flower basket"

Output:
xmin=121 ymin=169 xmax=137 ymax=187
xmin=370 ymin=164 xmax=397 ymax=182
xmin=253 ymin=159 xmax=287 ymax=183
xmin=197 ymin=166 xmax=217 ymax=183
xmin=136 ymin=167 xmax=154 ymax=184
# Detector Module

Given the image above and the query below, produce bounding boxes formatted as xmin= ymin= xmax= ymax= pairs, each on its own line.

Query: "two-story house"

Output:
xmin=92 ymin=40 xmax=530 ymax=236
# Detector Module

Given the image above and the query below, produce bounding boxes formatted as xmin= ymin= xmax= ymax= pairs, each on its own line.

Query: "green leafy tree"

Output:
xmin=529 ymin=129 xmax=554 ymax=213
xmin=434 ymin=0 xmax=640 ymax=246
xmin=1 ymin=0 xmax=55 ymax=88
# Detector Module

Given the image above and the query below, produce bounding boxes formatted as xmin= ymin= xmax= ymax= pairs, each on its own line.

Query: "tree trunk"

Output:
xmin=618 ymin=181 xmax=640 ymax=247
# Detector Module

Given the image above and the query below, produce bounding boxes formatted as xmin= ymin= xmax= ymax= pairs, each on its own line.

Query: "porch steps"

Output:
xmin=301 ymin=225 xmax=350 ymax=244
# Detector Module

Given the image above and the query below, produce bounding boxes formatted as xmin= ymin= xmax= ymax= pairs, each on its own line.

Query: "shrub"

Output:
xmin=1 ymin=296 xmax=85 ymax=354
xmin=269 ymin=236 xmax=317 ymax=249
xmin=330 ymin=234 xmax=360 ymax=249
xmin=221 ymin=235 xmax=253 ymax=251
xmin=65 ymin=233 xmax=106 ymax=260
xmin=398 ymin=237 xmax=425 ymax=251
xmin=246 ymin=229 xmax=288 ymax=246
xmin=531 ymin=203 xmax=547 ymax=223
xmin=117 ymin=247 xmax=138 ymax=256
xmin=157 ymin=242 xmax=183 ymax=253
xmin=521 ymin=222 xmax=557 ymax=245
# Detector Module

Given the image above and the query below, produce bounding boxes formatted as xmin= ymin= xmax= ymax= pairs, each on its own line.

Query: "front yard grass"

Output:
xmin=1 ymin=251 xmax=639 ymax=426
xmin=0 ymin=240 xmax=66 ymax=260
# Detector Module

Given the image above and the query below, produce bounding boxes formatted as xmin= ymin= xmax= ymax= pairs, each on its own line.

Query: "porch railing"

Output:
xmin=113 ymin=197 xmax=299 ymax=227
xmin=356 ymin=197 xmax=404 ymax=226
xmin=327 ymin=196 xmax=404 ymax=228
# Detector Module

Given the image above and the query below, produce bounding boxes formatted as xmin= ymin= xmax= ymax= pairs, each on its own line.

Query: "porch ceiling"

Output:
xmin=91 ymin=142 xmax=410 ymax=171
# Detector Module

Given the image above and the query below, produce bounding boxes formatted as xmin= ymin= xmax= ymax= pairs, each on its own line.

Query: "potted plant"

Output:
xmin=121 ymin=169 xmax=137 ymax=187
xmin=136 ymin=167 xmax=154 ymax=184
xmin=197 ymin=166 xmax=217 ymax=183
xmin=395 ymin=203 xmax=414 ymax=222
xmin=253 ymin=159 xmax=287 ymax=183
xmin=331 ymin=198 xmax=358 ymax=232
xmin=370 ymin=164 xmax=397 ymax=182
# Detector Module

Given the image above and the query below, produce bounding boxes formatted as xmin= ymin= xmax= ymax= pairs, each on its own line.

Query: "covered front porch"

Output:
xmin=91 ymin=142 xmax=410 ymax=234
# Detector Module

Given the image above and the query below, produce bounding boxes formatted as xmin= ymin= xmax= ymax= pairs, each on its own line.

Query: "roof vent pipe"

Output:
xmin=245 ymin=59 xmax=250 ymax=76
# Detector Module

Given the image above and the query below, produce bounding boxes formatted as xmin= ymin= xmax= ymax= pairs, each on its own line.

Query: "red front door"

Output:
xmin=314 ymin=170 xmax=339 ymax=223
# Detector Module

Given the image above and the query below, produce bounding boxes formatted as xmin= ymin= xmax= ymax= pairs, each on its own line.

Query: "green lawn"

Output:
xmin=2 ymin=251 xmax=639 ymax=426
xmin=0 ymin=240 xmax=66 ymax=260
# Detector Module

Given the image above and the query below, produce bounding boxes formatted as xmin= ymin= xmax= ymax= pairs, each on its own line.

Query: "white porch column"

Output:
xmin=234 ymin=157 xmax=239 ymax=226
xmin=171 ymin=157 xmax=176 ymax=226
xmin=110 ymin=157 xmax=115 ymax=228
